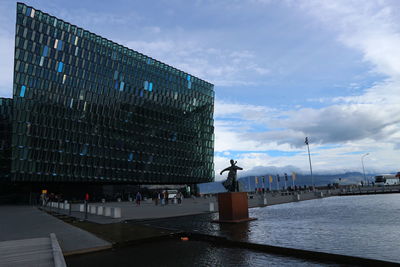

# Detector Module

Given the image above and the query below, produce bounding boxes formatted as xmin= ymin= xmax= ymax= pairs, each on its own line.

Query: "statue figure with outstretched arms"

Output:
xmin=220 ymin=159 xmax=243 ymax=192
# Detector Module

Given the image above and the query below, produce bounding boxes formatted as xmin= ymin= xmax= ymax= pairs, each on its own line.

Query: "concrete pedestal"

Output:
xmin=213 ymin=192 xmax=256 ymax=223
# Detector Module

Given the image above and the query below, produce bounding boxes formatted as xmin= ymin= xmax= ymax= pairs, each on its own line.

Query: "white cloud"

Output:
xmin=213 ymin=0 xmax=400 ymax=175
xmin=123 ymin=39 xmax=270 ymax=87
xmin=0 ymin=34 xmax=14 ymax=98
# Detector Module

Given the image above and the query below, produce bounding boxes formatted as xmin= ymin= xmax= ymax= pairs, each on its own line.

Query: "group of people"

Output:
xmin=153 ymin=190 xmax=183 ymax=206
xmin=134 ymin=190 xmax=184 ymax=206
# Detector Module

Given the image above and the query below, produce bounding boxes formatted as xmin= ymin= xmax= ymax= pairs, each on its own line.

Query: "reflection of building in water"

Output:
xmin=1 ymin=3 xmax=215 ymax=193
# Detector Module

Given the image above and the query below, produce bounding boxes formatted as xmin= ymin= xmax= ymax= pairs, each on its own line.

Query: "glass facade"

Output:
xmin=10 ymin=3 xmax=215 ymax=184
xmin=0 ymin=98 xmax=12 ymax=180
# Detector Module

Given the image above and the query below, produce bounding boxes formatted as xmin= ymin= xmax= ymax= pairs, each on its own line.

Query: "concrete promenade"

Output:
xmin=0 ymin=206 xmax=111 ymax=256
xmin=50 ymin=188 xmax=341 ymax=224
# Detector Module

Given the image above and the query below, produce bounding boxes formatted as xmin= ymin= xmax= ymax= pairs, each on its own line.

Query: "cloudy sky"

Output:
xmin=1 ymin=0 xmax=399 ymax=179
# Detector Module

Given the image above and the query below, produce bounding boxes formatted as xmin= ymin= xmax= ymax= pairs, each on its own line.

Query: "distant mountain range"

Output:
xmin=198 ymin=172 xmax=379 ymax=194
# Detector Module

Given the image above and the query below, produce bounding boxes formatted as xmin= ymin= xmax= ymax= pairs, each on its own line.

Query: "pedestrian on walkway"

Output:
xmin=164 ymin=190 xmax=169 ymax=205
xmin=154 ymin=191 xmax=160 ymax=205
xmin=160 ymin=191 xmax=165 ymax=205
xmin=177 ymin=192 xmax=182 ymax=204
xmin=135 ymin=192 xmax=142 ymax=206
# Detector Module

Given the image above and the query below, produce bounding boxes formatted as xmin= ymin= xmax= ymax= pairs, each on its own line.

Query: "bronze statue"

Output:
xmin=220 ymin=159 xmax=243 ymax=192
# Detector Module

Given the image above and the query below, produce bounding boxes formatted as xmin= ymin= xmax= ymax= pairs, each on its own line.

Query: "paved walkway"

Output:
xmin=50 ymin=189 xmax=340 ymax=224
xmin=0 ymin=237 xmax=54 ymax=267
xmin=0 ymin=206 xmax=111 ymax=255
xmin=0 ymin=233 xmax=66 ymax=267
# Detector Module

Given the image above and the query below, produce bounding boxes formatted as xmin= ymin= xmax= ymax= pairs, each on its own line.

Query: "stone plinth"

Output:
xmin=213 ymin=192 xmax=256 ymax=223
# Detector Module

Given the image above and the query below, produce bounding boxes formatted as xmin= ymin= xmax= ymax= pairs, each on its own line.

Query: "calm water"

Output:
xmin=66 ymin=239 xmax=328 ymax=267
xmin=248 ymin=194 xmax=400 ymax=263
xmin=142 ymin=193 xmax=400 ymax=264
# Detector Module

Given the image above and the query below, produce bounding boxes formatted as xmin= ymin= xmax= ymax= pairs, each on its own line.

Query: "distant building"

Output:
xmin=1 ymin=3 xmax=214 ymax=192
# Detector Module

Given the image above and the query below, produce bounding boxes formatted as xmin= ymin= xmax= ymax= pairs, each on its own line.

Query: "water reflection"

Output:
xmin=143 ymin=194 xmax=400 ymax=263
xmin=66 ymin=239 xmax=331 ymax=267
xmin=218 ymin=221 xmax=251 ymax=242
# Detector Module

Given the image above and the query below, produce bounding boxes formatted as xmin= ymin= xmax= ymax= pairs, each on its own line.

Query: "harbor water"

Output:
xmin=248 ymin=193 xmax=400 ymax=263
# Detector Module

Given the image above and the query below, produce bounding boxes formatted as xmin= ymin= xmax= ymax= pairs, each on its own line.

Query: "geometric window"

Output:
xmin=57 ymin=62 xmax=64 ymax=72
xmin=20 ymin=85 xmax=26 ymax=97
xmin=42 ymin=45 xmax=49 ymax=57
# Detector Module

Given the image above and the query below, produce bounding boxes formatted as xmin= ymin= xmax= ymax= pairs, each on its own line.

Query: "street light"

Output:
xmin=361 ymin=153 xmax=369 ymax=185
xmin=305 ymin=137 xmax=314 ymax=188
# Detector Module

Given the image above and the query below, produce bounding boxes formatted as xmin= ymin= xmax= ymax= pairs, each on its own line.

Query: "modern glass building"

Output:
xmin=0 ymin=98 xmax=12 ymax=180
xmin=9 ymin=3 xmax=214 ymax=186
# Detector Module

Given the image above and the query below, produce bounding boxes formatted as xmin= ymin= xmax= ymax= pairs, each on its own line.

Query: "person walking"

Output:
xmin=160 ymin=190 xmax=165 ymax=206
xmin=164 ymin=190 xmax=169 ymax=205
xmin=154 ymin=191 xmax=160 ymax=205
xmin=177 ymin=192 xmax=182 ymax=204
xmin=135 ymin=191 xmax=142 ymax=206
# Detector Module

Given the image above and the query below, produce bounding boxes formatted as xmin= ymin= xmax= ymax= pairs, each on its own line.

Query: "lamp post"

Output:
xmin=305 ymin=137 xmax=314 ymax=188
xmin=361 ymin=153 xmax=369 ymax=185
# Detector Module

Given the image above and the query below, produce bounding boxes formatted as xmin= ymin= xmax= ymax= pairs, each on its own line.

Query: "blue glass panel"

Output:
xmin=26 ymin=8 xmax=31 ymax=16
xmin=57 ymin=40 xmax=63 ymax=50
xmin=128 ymin=152 xmax=133 ymax=162
xmin=188 ymin=81 xmax=192 ymax=89
xmin=80 ymin=144 xmax=88 ymax=156
xmin=57 ymin=62 xmax=64 ymax=72
xmin=119 ymin=81 xmax=125 ymax=91
xmin=42 ymin=45 xmax=48 ymax=57
xmin=187 ymin=74 xmax=191 ymax=81
xmin=114 ymin=81 xmax=119 ymax=89
xmin=171 ymin=132 xmax=177 ymax=142
xmin=113 ymin=70 xmax=118 ymax=80
xmin=148 ymin=82 xmax=153 ymax=92
xmin=143 ymin=81 xmax=148 ymax=90
xmin=20 ymin=85 xmax=26 ymax=97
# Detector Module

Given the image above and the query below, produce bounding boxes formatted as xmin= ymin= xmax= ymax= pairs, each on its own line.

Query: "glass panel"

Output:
xmin=57 ymin=61 xmax=64 ymax=72
xmin=57 ymin=39 xmax=63 ymax=50
xmin=20 ymin=85 xmax=26 ymax=97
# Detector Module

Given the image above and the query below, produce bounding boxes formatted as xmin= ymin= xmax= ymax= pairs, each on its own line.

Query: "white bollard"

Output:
xmin=263 ymin=198 xmax=267 ymax=205
xmin=90 ymin=205 xmax=97 ymax=214
xmin=112 ymin=207 xmax=122 ymax=218
xmin=105 ymin=207 xmax=112 ymax=217
xmin=296 ymin=194 xmax=300 ymax=201
xmin=97 ymin=206 xmax=104 ymax=216
xmin=101 ymin=198 xmax=106 ymax=203
xmin=79 ymin=204 xmax=85 ymax=212
xmin=60 ymin=203 xmax=64 ymax=209
xmin=209 ymin=202 xmax=214 ymax=212
xmin=117 ymin=198 xmax=121 ymax=202
xmin=64 ymin=203 xmax=70 ymax=210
